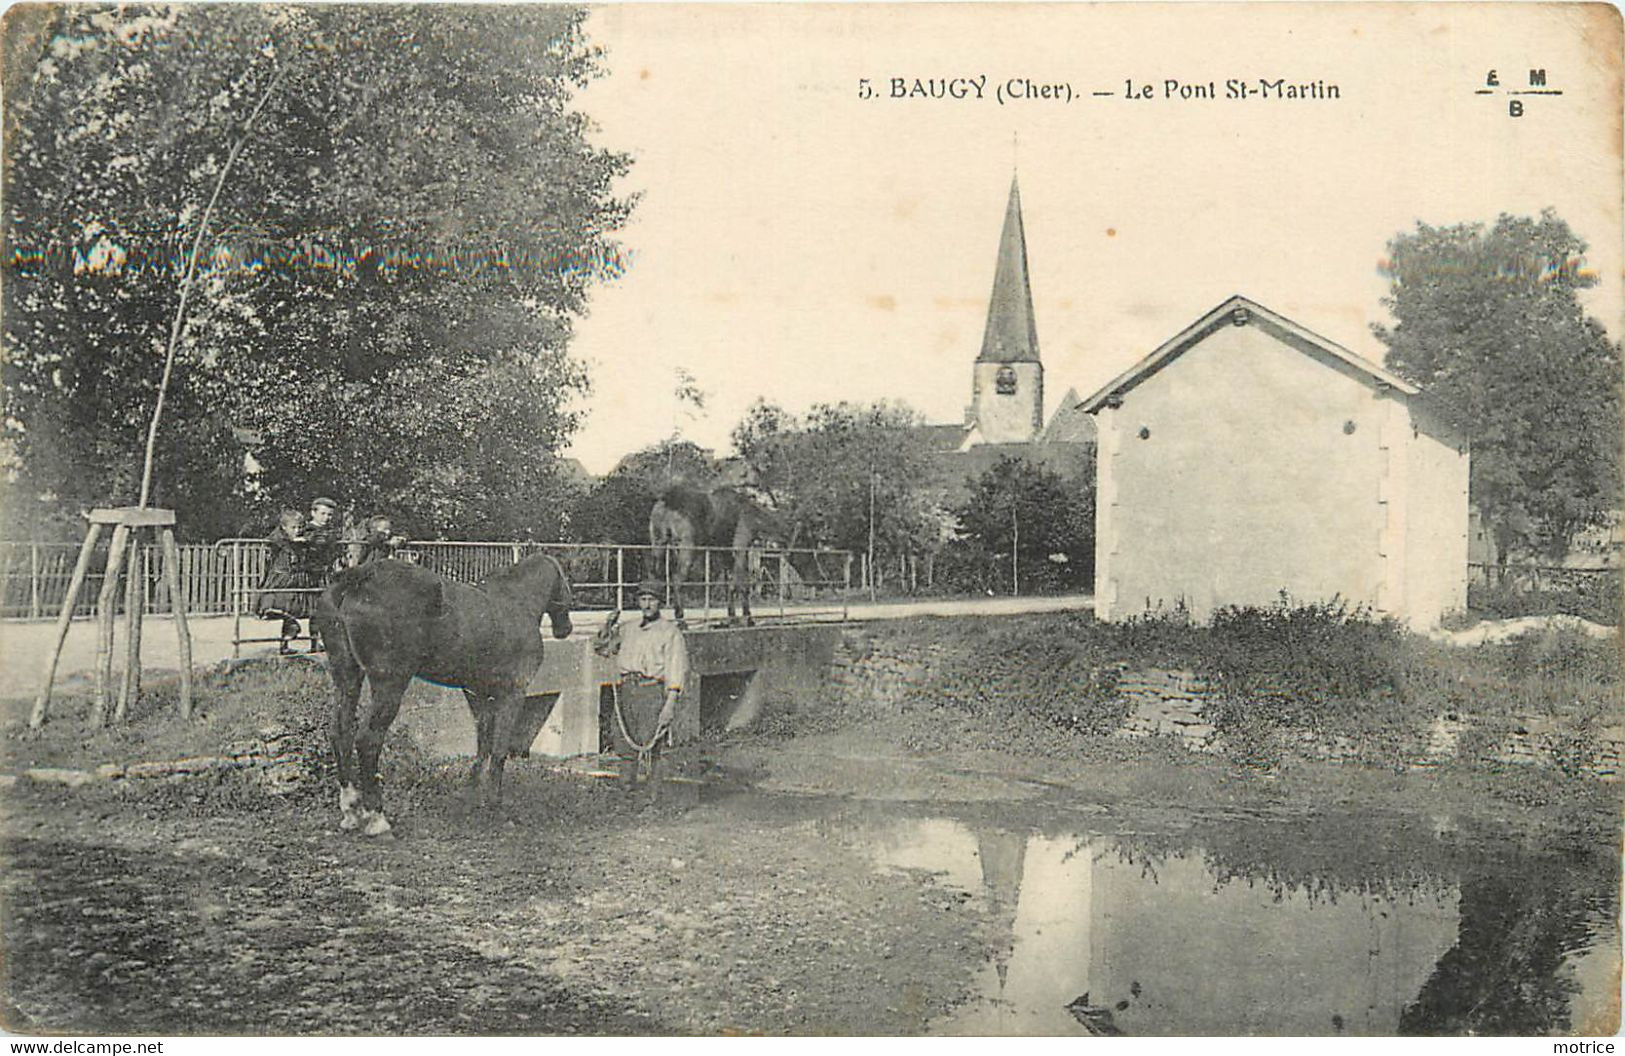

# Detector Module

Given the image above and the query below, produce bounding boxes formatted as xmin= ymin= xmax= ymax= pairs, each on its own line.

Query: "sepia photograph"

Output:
xmin=0 ymin=1 xmax=1620 ymax=1039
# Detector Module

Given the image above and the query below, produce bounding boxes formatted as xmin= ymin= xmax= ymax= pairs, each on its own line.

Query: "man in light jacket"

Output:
xmin=595 ymin=579 xmax=691 ymax=790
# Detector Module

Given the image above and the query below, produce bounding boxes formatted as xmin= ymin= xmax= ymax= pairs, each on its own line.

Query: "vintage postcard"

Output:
xmin=0 ymin=1 xmax=1620 ymax=1041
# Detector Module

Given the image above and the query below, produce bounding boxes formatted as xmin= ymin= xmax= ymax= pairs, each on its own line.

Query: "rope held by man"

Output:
xmin=609 ymin=681 xmax=667 ymax=760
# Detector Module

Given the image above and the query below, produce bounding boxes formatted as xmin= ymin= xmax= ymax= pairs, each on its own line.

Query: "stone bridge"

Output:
xmin=399 ymin=623 xmax=845 ymax=758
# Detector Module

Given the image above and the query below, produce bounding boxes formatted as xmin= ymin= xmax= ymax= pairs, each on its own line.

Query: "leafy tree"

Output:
xmin=2 ymin=6 xmax=632 ymax=539
xmin=730 ymin=399 xmax=802 ymax=510
xmin=567 ymin=440 xmax=716 ymax=544
xmin=730 ymin=399 xmax=944 ymax=566
xmin=950 ymin=456 xmax=1095 ymax=594
xmin=1373 ymin=212 xmax=1622 ymax=560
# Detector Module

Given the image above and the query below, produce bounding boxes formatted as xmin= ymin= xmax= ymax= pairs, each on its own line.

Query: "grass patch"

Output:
xmin=1469 ymin=573 xmax=1621 ymax=626
xmin=847 ymin=599 xmax=1621 ymax=780
xmin=1 ymin=658 xmax=334 ymax=775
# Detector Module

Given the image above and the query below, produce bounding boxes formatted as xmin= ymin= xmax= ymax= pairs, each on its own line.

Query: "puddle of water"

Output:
xmin=845 ymin=809 xmax=1619 ymax=1036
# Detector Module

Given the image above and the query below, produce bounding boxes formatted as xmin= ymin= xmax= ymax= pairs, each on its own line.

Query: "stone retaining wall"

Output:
xmin=1114 ymin=669 xmax=1218 ymax=750
xmin=826 ymin=626 xmax=1623 ymax=781
xmin=825 ymin=628 xmax=943 ymax=712
xmin=1112 ymin=667 xmax=1623 ymax=780
xmin=9 ymin=722 xmax=317 ymax=794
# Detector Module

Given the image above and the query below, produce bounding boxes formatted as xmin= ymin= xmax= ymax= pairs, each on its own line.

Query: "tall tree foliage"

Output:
xmin=567 ymin=440 xmax=717 ymax=545
xmin=3 ymin=6 xmax=632 ymax=539
xmin=1373 ymin=212 xmax=1621 ymax=560
xmin=731 ymin=399 xmax=945 ymax=561
xmin=950 ymin=456 xmax=1094 ymax=594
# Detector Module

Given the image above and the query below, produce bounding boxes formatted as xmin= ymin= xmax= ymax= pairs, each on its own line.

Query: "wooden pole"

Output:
xmin=1011 ymin=507 xmax=1019 ymax=597
xmin=138 ymin=66 xmax=284 ymax=509
xmin=231 ymin=540 xmax=243 ymax=660
xmin=867 ymin=472 xmax=877 ymax=603
xmin=117 ymin=536 xmax=145 ymax=722
xmin=29 ymin=542 xmax=40 ymax=619
xmin=161 ymin=529 xmax=194 ymax=719
xmin=91 ymin=523 xmax=131 ymax=726
xmin=30 ymin=524 xmax=103 ymax=728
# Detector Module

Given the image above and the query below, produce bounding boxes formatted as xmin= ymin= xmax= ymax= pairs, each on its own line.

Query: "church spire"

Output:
xmin=977 ymin=174 xmax=1040 ymax=364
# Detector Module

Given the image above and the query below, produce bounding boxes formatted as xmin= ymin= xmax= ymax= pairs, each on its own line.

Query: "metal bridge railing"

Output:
xmin=0 ymin=539 xmax=232 ymax=619
xmin=213 ymin=539 xmax=854 ymax=658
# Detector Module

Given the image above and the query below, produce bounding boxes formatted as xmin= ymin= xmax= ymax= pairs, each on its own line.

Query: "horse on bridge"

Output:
xmin=312 ymin=551 xmax=573 ymax=836
xmin=648 ymin=483 xmax=768 ymax=626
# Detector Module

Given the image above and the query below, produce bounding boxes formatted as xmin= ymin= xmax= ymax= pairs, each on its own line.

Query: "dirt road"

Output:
xmin=0 ymin=594 xmax=1092 ymax=704
xmin=1 ymin=764 xmax=1009 ymax=1035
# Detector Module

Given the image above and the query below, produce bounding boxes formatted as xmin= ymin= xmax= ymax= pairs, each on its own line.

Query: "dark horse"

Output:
xmin=312 ymin=552 xmax=573 ymax=836
xmin=648 ymin=483 xmax=763 ymax=625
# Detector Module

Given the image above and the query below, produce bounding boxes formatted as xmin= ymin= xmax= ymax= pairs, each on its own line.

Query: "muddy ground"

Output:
xmin=2 ymin=772 xmax=1014 ymax=1035
xmin=0 ymin=659 xmax=1618 ymax=1036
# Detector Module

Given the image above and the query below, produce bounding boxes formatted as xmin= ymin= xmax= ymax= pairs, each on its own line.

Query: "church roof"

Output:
xmin=927 ymin=441 xmax=1092 ymax=505
xmin=908 ymin=422 xmax=974 ymax=453
xmin=1041 ymin=388 xmax=1097 ymax=444
xmin=977 ymin=175 xmax=1041 ymax=365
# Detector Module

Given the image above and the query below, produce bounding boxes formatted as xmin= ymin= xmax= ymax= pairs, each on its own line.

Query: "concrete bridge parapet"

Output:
xmin=395 ymin=623 xmax=843 ymax=760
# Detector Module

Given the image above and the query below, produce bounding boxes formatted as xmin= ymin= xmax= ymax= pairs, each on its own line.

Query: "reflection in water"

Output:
xmin=1401 ymin=865 xmax=1619 ymax=1035
xmin=855 ymin=811 xmax=1618 ymax=1036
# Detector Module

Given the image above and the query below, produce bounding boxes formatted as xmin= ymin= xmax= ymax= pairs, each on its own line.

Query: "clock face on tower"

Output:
xmin=995 ymin=365 xmax=1017 ymax=395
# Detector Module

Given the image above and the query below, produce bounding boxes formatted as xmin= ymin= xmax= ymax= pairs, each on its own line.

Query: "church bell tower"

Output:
xmin=966 ymin=174 xmax=1043 ymax=445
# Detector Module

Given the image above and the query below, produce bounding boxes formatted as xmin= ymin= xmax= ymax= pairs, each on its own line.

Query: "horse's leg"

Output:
xmin=325 ymin=625 xmax=366 ymax=831
xmin=354 ymin=673 xmax=408 ymax=837
xmin=464 ymin=689 xmax=493 ymax=794
xmin=732 ymin=521 xmax=754 ymax=626
xmin=672 ymin=519 xmax=699 ymax=625
xmin=735 ymin=552 xmax=753 ymax=626
xmin=479 ymin=691 xmax=521 ymax=809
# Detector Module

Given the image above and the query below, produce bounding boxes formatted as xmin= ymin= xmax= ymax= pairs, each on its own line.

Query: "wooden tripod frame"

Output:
xmin=29 ymin=507 xmax=194 ymax=728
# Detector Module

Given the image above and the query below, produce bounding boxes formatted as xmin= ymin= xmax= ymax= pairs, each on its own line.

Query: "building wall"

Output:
xmin=1094 ymin=322 xmax=1391 ymax=622
xmin=971 ymin=361 xmax=1043 ymax=444
xmin=1402 ymin=425 xmax=1470 ymax=626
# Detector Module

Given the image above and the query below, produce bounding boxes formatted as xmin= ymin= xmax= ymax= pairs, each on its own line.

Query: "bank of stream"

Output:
xmin=1 ymin=610 xmax=1620 ymax=1036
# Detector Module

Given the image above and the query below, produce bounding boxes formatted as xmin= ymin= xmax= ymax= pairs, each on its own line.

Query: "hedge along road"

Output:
xmin=0 ymin=593 xmax=1095 ymax=708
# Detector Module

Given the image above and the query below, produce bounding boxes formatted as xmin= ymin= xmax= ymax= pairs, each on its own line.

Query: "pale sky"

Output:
xmin=563 ymin=3 xmax=1623 ymax=474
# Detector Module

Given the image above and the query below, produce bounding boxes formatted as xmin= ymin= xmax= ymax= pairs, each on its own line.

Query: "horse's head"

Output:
xmin=338 ymin=521 xmax=369 ymax=569
xmin=544 ymin=554 xmax=574 ymax=639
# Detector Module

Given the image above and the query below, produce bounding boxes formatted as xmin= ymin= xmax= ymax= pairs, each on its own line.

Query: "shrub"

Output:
xmin=1468 ymin=573 xmax=1621 ymax=626
xmin=1149 ymin=597 xmax=1411 ymax=766
xmin=1200 ymin=597 xmax=1407 ymax=718
xmin=850 ymin=600 xmax=1616 ymax=779
xmin=905 ymin=613 xmax=1130 ymax=736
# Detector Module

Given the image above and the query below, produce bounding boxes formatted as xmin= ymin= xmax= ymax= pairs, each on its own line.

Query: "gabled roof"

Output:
xmin=977 ymin=175 xmax=1040 ymax=365
xmin=556 ymin=457 xmax=595 ymax=486
xmin=1078 ymin=295 xmax=1418 ymax=413
xmin=908 ymin=422 xmax=974 ymax=453
xmin=1041 ymin=388 xmax=1097 ymax=444
xmin=927 ymin=442 xmax=1093 ymax=505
